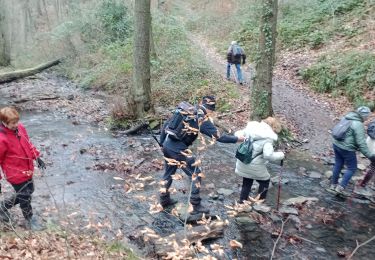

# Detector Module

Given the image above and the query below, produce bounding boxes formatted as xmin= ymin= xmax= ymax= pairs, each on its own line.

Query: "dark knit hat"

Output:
xmin=368 ymin=120 xmax=375 ymax=139
xmin=202 ymin=96 xmax=216 ymax=111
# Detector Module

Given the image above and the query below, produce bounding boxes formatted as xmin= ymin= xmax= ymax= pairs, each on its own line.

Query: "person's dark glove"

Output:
xmin=36 ymin=158 xmax=46 ymax=169
xmin=370 ymin=155 xmax=375 ymax=163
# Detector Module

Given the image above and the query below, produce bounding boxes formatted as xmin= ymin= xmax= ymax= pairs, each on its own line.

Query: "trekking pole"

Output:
xmin=276 ymin=159 xmax=284 ymax=211
xmin=146 ymin=124 xmax=162 ymax=147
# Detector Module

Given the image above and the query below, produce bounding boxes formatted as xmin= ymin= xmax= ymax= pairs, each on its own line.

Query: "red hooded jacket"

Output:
xmin=0 ymin=123 xmax=40 ymax=184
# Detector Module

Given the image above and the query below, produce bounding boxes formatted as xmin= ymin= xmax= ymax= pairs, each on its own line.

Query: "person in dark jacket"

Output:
xmin=329 ymin=106 xmax=375 ymax=196
xmin=0 ymin=107 xmax=46 ymax=230
xmin=226 ymin=41 xmax=246 ymax=84
xmin=159 ymin=96 xmax=244 ymax=215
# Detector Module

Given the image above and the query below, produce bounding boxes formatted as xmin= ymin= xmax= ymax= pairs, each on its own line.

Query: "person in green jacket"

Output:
xmin=330 ymin=106 xmax=375 ymax=196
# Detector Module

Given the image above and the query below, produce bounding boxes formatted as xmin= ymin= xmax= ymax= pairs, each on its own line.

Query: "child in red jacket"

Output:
xmin=0 ymin=107 xmax=45 ymax=230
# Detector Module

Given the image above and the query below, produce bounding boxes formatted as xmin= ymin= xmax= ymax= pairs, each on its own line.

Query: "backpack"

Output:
xmin=235 ymin=138 xmax=258 ymax=164
xmin=332 ymin=118 xmax=352 ymax=141
xmin=163 ymin=101 xmax=199 ymax=142
xmin=232 ymin=45 xmax=242 ymax=58
xmin=367 ymin=120 xmax=375 ymax=139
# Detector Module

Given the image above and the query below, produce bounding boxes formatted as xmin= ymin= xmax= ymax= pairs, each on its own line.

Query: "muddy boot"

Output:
xmin=159 ymin=193 xmax=178 ymax=208
xmin=191 ymin=204 xmax=210 ymax=215
xmin=335 ymin=185 xmax=350 ymax=197
xmin=25 ymin=216 xmax=45 ymax=231
xmin=0 ymin=205 xmax=13 ymax=224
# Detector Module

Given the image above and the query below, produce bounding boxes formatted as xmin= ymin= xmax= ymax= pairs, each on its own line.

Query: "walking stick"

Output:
xmin=276 ymin=159 xmax=284 ymax=211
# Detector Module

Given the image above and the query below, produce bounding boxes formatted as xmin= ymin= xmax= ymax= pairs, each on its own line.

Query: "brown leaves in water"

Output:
xmin=0 ymin=233 xmax=129 ymax=259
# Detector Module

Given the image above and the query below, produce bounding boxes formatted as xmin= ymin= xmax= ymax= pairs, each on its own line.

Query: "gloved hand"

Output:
xmin=36 ymin=158 xmax=46 ymax=169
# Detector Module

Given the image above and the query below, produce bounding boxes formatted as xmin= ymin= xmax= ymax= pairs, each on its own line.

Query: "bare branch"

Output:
xmin=271 ymin=216 xmax=290 ymax=260
xmin=348 ymin=235 xmax=375 ymax=259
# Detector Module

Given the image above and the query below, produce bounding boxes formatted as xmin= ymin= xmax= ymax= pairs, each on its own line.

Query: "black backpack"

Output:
xmin=332 ymin=118 xmax=352 ymax=141
xmin=163 ymin=101 xmax=199 ymax=142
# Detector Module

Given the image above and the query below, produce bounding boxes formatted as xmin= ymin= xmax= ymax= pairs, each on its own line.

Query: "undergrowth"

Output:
xmin=301 ymin=51 xmax=375 ymax=108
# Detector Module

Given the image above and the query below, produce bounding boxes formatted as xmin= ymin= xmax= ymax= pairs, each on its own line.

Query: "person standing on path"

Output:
xmin=0 ymin=107 xmax=46 ymax=230
xmin=226 ymin=41 xmax=246 ymax=85
xmin=330 ymin=106 xmax=375 ymax=196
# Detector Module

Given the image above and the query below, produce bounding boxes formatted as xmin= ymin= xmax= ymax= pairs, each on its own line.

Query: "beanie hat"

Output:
xmin=367 ymin=120 xmax=375 ymax=139
xmin=356 ymin=106 xmax=371 ymax=120
xmin=202 ymin=95 xmax=216 ymax=111
xmin=231 ymin=41 xmax=237 ymax=45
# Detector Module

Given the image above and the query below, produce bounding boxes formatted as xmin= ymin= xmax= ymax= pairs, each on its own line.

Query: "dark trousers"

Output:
xmin=162 ymin=147 xmax=202 ymax=205
xmin=1 ymin=180 xmax=34 ymax=220
xmin=360 ymin=162 xmax=375 ymax=187
xmin=240 ymin=177 xmax=270 ymax=202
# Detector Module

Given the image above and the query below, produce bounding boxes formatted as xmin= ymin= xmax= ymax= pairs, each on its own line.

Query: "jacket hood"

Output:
xmin=345 ymin=112 xmax=363 ymax=122
xmin=235 ymin=121 xmax=278 ymax=141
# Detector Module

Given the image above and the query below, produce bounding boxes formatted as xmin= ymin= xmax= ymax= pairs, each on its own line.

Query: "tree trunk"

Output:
xmin=0 ymin=0 xmax=10 ymax=66
xmin=0 ymin=59 xmax=60 ymax=83
xmin=132 ymin=0 xmax=152 ymax=118
xmin=251 ymin=0 xmax=278 ymax=120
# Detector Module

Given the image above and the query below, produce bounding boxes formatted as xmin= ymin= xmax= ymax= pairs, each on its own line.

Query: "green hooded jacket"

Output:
xmin=333 ymin=112 xmax=373 ymax=158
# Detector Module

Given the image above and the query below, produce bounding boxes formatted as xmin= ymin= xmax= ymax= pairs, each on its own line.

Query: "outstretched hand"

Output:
xmin=237 ymin=136 xmax=246 ymax=142
xmin=36 ymin=158 xmax=46 ymax=170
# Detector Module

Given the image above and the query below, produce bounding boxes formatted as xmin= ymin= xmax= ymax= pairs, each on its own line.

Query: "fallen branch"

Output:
xmin=348 ymin=235 xmax=375 ymax=259
xmin=119 ymin=122 xmax=148 ymax=135
xmin=271 ymin=216 xmax=290 ymax=260
xmin=216 ymin=109 xmax=246 ymax=119
xmin=0 ymin=59 xmax=61 ymax=84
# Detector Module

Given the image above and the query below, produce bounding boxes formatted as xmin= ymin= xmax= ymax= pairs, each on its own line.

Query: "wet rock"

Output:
xmin=269 ymin=213 xmax=281 ymax=223
xmin=308 ymin=171 xmax=322 ymax=179
xmin=235 ymin=216 xmax=256 ymax=226
xmin=289 ymin=215 xmax=301 ymax=228
xmin=283 ymin=196 xmax=319 ymax=206
xmin=208 ymin=192 xmax=219 ymax=200
xmin=253 ymin=204 xmax=271 ymax=213
xmin=316 ymin=247 xmax=326 ymax=253
xmin=354 ymin=186 xmax=374 ymax=198
xmin=67 ymin=94 xmax=74 ymax=100
xmin=298 ymin=167 xmax=307 ymax=175
xmin=79 ymin=148 xmax=87 ymax=154
xmin=218 ymin=194 xmax=225 ymax=201
xmin=320 ymin=179 xmax=330 ymax=188
xmin=357 ymin=164 xmax=367 ymax=171
xmin=271 ymin=176 xmax=289 ymax=185
xmin=217 ymin=188 xmax=234 ymax=196
xmin=279 ymin=206 xmax=298 ymax=215
xmin=324 ymin=170 xmax=333 ymax=179
xmin=305 ymin=224 xmax=313 ymax=229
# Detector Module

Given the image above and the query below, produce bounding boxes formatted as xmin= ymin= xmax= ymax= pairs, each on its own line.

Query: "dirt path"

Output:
xmin=188 ymin=33 xmax=338 ymax=156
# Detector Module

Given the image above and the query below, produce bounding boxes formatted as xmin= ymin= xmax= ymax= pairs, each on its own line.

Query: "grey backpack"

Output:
xmin=332 ymin=118 xmax=352 ymax=141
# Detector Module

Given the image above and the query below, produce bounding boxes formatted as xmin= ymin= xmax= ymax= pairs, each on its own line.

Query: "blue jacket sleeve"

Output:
xmin=200 ymin=120 xmax=238 ymax=143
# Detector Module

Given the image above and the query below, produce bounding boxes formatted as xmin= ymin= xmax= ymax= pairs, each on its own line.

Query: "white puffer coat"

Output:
xmin=234 ymin=121 xmax=285 ymax=180
xmin=367 ymin=136 xmax=375 ymax=154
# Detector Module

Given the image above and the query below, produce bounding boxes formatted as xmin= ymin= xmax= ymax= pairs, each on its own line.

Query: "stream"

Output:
xmin=0 ymin=74 xmax=374 ymax=259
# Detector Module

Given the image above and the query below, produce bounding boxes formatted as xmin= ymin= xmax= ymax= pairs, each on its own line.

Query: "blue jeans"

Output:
xmin=332 ymin=144 xmax=357 ymax=188
xmin=227 ymin=63 xmax=243 ymax=83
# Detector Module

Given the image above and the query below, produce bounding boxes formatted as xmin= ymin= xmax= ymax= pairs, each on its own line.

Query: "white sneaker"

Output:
xmin=335 ymin=185 xmax=350 ymax=197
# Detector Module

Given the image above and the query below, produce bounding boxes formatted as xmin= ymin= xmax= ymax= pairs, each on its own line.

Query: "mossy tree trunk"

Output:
xmin=251 ymin=0 xmax=278 ymax=120
xmin=132 ymin=0 xmax=152 ymax=118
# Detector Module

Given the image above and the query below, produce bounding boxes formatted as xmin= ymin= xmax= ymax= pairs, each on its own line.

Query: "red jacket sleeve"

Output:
xmin=18 ymin=123 xmax=40 ymax=159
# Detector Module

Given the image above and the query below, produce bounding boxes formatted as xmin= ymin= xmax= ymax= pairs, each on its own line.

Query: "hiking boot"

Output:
xmin=326 ymin=184 xmax=337 ymax=194
xmin=191 ymin=204 xmax=210 ymax=215
xmin=0 ymin=206 xmax=12 ymax=224
xmin=335 ymin=185 xmax=350 ymax=197
xmin=160 ymin=193 xmax=178 ymax=208
xmin=25 ymin=216 xmax=45 ymax=231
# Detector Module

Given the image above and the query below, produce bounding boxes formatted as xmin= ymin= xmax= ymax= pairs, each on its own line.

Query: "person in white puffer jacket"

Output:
xmin=360 ymin=120 xmax=375 ymax=187
xmin=234 ymin=117 xmax=285 ymax=202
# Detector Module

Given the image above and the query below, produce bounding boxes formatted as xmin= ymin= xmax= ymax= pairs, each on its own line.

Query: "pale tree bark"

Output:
xmin=0 ymin=0 xmax=10 ymax=66
xmin=251 ymin=0 xmax=278 ymax=120
xmin=132 ymin=0 xmax=152 ymax=118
